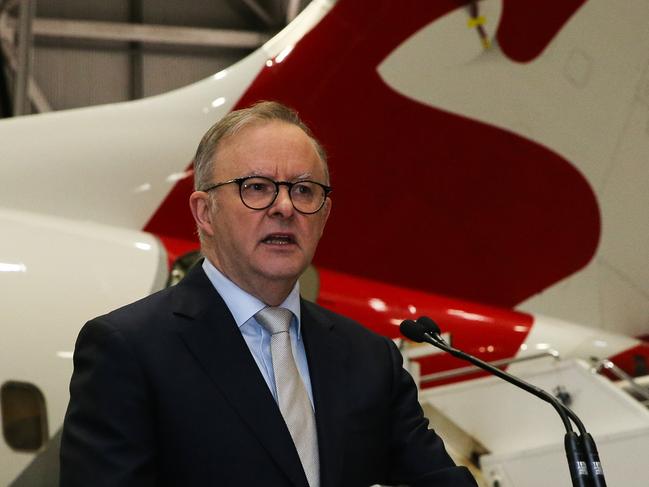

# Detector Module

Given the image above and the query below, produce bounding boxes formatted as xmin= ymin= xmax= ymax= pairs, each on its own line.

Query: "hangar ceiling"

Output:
xmin=0 ymin=0 xmax=312 ymax=116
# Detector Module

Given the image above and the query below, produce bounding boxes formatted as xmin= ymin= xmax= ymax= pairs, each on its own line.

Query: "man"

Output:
xmin=60 ymin=101 xmax=477 ymax=486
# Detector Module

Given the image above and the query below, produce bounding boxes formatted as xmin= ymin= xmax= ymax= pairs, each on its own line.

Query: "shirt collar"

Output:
xmin=201 ymin=258 xmax=302 ymax=337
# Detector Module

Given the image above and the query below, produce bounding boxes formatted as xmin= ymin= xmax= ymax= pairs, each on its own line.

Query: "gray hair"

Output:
xmin=193 ymin=101 xmax=329 ymax=190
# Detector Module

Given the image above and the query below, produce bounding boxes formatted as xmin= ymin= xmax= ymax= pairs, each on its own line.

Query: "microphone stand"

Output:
xmin=401 ymin=319 xmax=607 ymax=487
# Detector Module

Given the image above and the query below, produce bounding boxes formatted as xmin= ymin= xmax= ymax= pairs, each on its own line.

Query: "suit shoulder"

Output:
xmin=89 ymin=285 xmax=176 ymax=336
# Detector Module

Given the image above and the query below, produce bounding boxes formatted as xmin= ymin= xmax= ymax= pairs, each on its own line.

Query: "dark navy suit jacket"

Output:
xmin=60 ymin=264 xmax=477 ymax=486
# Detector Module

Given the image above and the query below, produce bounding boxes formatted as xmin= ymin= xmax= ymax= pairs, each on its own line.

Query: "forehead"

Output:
xmin=212 ymin=121 xmax=326 ymax=179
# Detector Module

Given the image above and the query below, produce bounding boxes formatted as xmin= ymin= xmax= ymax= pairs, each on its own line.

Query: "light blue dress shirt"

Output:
xmin=202 ymin=259 xmax=315 ymax=408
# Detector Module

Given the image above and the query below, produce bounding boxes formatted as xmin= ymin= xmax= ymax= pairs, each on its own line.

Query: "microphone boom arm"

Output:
xmin=400 ymin=318 xmax=606 ymax=487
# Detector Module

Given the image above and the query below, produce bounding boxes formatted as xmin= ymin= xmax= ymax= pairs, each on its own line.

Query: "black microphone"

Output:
xmin=415 ymin=316 xmax=606 ymax=487
xmin=417 ymin=316 xmax=441 ymax=336
xmin=400 ymin=318 xmax=597 ymax=487
xmin=400 ymin=318 xmax=428 ymax=343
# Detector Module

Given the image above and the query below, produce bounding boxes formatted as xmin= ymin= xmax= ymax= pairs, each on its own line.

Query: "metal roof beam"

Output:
xmin=240 ymin=0 xmax=276 ymax=28
xmin=9 ymin=18 xmax=271 ymax=49
xmin=286 ymin=0 xmax=301 ymax=23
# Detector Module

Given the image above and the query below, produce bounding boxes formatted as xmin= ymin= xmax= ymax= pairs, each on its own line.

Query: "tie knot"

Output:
xmin=256 ymin=307 xmax=293 ymax=335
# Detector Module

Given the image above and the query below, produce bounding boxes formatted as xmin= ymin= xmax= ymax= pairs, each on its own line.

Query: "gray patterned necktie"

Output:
xmin=256 ymin=307 xmax=320 ymax=487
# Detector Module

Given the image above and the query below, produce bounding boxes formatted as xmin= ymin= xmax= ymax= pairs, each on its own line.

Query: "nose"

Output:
xmin=269 ymin=185 xmax=294 ymax=217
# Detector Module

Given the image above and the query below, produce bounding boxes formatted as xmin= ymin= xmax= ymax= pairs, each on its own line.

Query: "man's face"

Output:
xmin=194 ymin=120 xmax=331 ymax=297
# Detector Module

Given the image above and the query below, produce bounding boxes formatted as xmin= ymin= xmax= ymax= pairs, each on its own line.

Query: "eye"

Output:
xmin=242 ymin=178 xmax=274 ymax=193
xmin=293 ymin=182 xmax=314 ymax=197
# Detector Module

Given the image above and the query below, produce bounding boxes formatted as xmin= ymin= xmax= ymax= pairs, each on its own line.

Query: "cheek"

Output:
xmin=223 ymin=215 xmax=264 ymax=252
xmin=304 ymin=219 xmax=327 ymax=246
xmin=226 ymin=223 xmax=252 ymax=247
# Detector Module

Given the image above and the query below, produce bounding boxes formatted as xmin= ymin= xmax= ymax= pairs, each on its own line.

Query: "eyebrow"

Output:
xmin=244 ymin=171 xmax=314 ymax=181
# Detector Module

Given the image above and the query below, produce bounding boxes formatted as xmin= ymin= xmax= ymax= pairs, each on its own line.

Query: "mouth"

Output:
xmin=261 ymin=233 xmax=297 ymax=246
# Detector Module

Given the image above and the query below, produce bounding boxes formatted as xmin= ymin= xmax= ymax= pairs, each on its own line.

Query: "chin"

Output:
xmin=257 ymin=263 xmax=306 ymax=283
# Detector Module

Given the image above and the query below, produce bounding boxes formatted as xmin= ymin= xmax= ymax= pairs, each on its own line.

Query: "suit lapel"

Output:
xmin=173 ymin=265 xmax=309 ymax=487
xmin=301 ymin=301 xmax=349 ymax=487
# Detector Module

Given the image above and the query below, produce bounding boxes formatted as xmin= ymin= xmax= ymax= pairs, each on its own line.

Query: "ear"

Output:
xmin=189 ymin=191 xmax=215 ymax=237
xmin=319 ymin=197 xmax=332 ymax=235
xmin=322 ymin=197 xmax=332 ymax=224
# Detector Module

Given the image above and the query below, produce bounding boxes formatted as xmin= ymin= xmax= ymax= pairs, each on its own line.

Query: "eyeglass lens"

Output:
xmin=240 ymin=177 xmax=326 ymax=213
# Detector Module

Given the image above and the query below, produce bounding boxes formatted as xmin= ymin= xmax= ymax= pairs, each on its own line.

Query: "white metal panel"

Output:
xmin=508 ymin=314 xmax=639 ymax=376
xmin=420 ymin=359 xmax=649 ymax=454
xmin=481 ymin=427 xmax=649 ymax=487
xmin=422 ymin=359 xmax=649 ymax=485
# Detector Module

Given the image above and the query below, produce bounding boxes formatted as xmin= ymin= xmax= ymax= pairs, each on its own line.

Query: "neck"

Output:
xmin=203 ymin=251 xmax=296 ymax=306
xmin=250 ymin=281 xmax=295 ymax=307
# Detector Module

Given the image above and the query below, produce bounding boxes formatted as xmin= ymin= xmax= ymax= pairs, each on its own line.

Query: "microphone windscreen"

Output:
xmin=417 ymin=316 xmax=441 ymax=335
xmin=400 ymin=319 xmax=427 ymax=343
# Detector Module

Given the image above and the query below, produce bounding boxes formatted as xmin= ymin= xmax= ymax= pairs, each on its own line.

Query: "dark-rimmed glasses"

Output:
xmin=201 ymin=176 xmax=332 ymax=214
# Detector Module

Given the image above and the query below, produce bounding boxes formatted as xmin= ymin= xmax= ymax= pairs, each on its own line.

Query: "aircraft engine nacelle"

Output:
xmin=0 ymin=208 xmax=166 ymax=479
